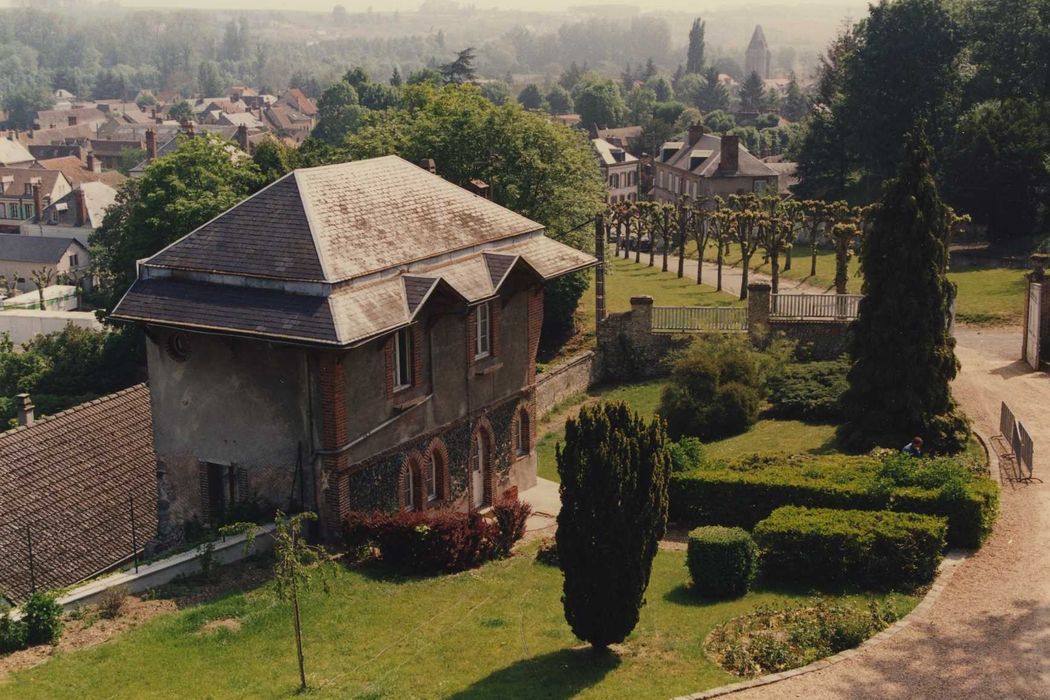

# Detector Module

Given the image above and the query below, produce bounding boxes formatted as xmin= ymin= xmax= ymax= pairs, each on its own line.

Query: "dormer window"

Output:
xmin=475 ymin=301 xmax=491 ymax=359
xmin=393 ymin=327 xmax=413 ymax=390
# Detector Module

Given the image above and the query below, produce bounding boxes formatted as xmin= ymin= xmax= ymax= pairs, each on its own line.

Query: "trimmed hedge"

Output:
xmin=669 ymin=455 xmax=997 ymax=549
xmin=766 ymin=359 xmax=848 ymax=422
xmin=343 ymin=500 xmax=531 ymax=574
xmin=686 ymin=526 xmax=758 ymax=598
xmin=753 ymin=506 xmax=947 ymax=590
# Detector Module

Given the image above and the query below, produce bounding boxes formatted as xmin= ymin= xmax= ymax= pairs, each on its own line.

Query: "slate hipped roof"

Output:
xmin=112 ymin=155 xmax=596 ymax=347
xmin=0 ymin=234 xmax=86 ymax=264
xmin=658 ymin=132 xmax=778 ymax=179
xmin=0 ymin=385 xmax=157 ymax=603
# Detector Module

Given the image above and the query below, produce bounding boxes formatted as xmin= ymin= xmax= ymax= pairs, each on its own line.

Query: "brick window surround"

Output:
xmin=384 ymin=323 xmax=427 ymax=400
xmin=468 ymin=299 xmax=502 ymax=370
xmin=469 ymin=418 xmax=497 ymax=508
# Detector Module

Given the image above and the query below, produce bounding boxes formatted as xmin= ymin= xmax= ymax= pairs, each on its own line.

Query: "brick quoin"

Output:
xmin=490 ymin=297 xmax=503 ymax=359
xmin=526 ymin=285 xmax=544 ymax=381
xmin=319 ymin=352 xmax=349 ymax=534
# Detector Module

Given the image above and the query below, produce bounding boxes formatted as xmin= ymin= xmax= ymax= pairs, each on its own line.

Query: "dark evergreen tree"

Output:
xmin=697 ymin=67 xmax=729 ymax=112
xmin=556 ymin=402 xmax=670 ymax=650
xmin=739 ymin=72 xmax=765 ymax=112
xmin=781 ymin=73 xmax=808 ymax=121
xmin=389 ymin=67 xmax=402 ymax=87
xmin=546 ymin=84 xmax=574 ymax=114
xmin=687 ymin=18 xmax=706 ymax=74
xmin=839 ymin=124 xmax=969 ymax=453
xmin=440 ymin=47 xmax=476 ymax=84
xmin=517 ymin=83 xmax=545 ymax=111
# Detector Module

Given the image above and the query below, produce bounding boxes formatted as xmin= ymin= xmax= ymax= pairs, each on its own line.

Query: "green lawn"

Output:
xmin=688 ymin=241 xmax=1026 ymax=326
xmin=0 ymin=546 xmax=916 ymax=700
xmin=552 ymin=254 xmax=744 ymax=364
xmin=536 ymin=379 xmax=841 ymax=483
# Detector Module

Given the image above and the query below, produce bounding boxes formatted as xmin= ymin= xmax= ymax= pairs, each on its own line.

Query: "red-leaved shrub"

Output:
xmin=343 ymin=499 xmax=533 ymax=573
xmin=492 ymin=498 xmax=532 ymax=556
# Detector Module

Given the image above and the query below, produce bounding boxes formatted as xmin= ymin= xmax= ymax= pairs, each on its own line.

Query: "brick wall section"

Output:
xmin=527 ymin=286 xmax=544 ymax=380
xmin=319 ymin=352 xmax=350 ymax=533
xmin=466 ymin=306 xmax=477 ymax=367
xmin=491 ymin=299 xmax=503 ymax=359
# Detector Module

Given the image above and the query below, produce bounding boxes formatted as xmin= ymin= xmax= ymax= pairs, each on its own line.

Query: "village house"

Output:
xmin=589 ymin=124 xmax=644 ymax=154
xmin=37 ymin=154 xmax=126 ymax=188
xmin=278 ymin=88 xmax=318 ymax=118
xmin=0 ymin=387 xmax=157 ymax=604
xmin=592 ymin=137 xmax=639 ymax=204
xmin=0 ymin=233 xmax=90 ymax=294
xmin=0 ymin=137 xmax=35 ymax=168
xmin=0 ymin=168 xmax=72 ymax=233
xmin=651 ymin=124 xmax=779 ymax=202
xmin=110 ymin=155 xmax=595 ymax=543
xmin=20 ymin=181 xmax=116 ymax=246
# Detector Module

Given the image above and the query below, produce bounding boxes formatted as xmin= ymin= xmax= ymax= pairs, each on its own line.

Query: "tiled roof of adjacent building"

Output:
xmin=38 ymin=156 xmax=126 ymax=188
xmin=659 ymin=133 xmax=778 ymax=179
xmin=112 ymin=155 xmax=596 ymax=347
xmin=592 ymin=137 xmax=638 ymax=166
xmin=0 ymin=138 xmax=34 ymax=166
xmin=0 ymin=233 xmax=84 ymax=264
xmin=0 ymin=385 xmax=157 ymax=603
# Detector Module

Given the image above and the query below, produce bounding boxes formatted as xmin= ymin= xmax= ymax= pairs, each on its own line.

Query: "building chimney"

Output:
xmin=688 ymin=122 xmax=705 ymax=146
xmin=419 ymin=158 xmax=436 ymax=174
xmin=16 ymin=393 xmax=35 ymax=427
xmin=86 ymin=152 xmax=98 ymax=172
xmin=74 ymin=187 xmax=88 ymax=227
xmin=466 ymin=178 xmax=491 ymax=199
xmin=145 ymin=129 xmax=157 ymax=160
xmin=720 ymin=134 xmax=740 ymax=172
xmin=32 ymin=182 xmax=43 ymax=223
xmin=151 ymin=107 xmax=157 ymax=120
xmin=235 ymin=123 xmax=249 ymax=152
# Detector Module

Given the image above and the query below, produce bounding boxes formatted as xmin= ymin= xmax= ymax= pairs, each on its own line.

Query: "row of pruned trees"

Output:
xmin=605 ymin=196 xmax=876 ymax=299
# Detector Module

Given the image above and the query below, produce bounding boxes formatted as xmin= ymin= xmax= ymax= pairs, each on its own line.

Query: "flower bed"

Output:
xmin=705 ymin=599 xmax=906 ymax=677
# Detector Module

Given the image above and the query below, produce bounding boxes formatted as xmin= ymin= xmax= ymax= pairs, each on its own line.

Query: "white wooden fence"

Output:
xmin=652 ymin=306 xmax=748 ymax=333
xmin=771 ymin=294 xmax=862 ymax=320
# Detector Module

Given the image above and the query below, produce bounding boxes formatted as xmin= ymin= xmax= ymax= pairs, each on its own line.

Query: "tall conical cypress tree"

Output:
xmin=555 ymin=401 xmax=670 ymax=650
xmin=838 ymin=123 xmax=969 ymax=453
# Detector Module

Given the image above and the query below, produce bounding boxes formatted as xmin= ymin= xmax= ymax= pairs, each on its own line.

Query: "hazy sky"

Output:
xmin=18 ymin=0 xmax=867 ymax=15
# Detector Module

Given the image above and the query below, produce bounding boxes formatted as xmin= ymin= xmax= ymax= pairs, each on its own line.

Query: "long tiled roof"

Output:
xmin=660 ymin=133 xmax=778 ymax=179
xmin=0 ymin=385 xmax=156 ymax=603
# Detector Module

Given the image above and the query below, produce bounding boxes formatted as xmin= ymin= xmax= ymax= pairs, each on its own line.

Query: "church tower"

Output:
xmin=745 ymin=25 xmax=772 ymax=80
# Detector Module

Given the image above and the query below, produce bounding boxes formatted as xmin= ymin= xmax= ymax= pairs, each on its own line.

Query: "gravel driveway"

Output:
xmin=723 ymin=326 xmax=1050 ymax=699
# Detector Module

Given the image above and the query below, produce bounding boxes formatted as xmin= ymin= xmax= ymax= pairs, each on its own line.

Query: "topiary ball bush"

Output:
xmin=686 ymin=526 xmax=758 ymax=599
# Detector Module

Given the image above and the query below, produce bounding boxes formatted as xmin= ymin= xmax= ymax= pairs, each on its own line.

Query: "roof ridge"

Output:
xmin=0 ymin=383 xmax=148 ymax=440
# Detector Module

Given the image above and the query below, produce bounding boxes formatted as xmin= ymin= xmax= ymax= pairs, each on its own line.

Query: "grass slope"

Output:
xmin=0 ymin=547 xmax=916 ymax=700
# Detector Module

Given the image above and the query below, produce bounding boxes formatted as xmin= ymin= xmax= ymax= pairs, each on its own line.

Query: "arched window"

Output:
xmin=402 ymin=464 xmax=416 ymax=511
xmin=516 ymin=409 xmax=530 ymax=457
xmin=400 ymin=454 xmax=424 ymax=512
xmin=427 ymin=452 xmax=438 ymax=502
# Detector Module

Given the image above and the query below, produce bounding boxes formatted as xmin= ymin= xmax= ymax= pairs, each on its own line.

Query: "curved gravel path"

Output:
xmin=719 ymin=326 xmax=1050 ymax=699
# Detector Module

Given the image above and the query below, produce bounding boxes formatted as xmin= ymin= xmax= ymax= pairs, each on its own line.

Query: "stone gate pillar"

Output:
xmin=747 ymin=282 xmax=771 ymax=346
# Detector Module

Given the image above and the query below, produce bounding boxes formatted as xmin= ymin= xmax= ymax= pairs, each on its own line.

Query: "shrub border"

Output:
xmin=671 ymin=548 xmax=970 ymax=700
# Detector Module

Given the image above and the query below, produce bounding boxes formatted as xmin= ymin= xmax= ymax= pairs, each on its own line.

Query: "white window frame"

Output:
xmin=393 ymin=327 xmax=413 ymax=390
xmin=475 ymin=302 xmax=491 ymax=359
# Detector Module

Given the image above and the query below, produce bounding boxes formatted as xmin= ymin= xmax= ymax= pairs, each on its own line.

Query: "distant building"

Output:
xmin=0 ymin=233 xmax=89 ymax=293
xmin=745 ymin=25 xmax=772 ymax=81
xmin=652 ymin=124 xmax=779 ymax=201
xmin=0 ymin=138 xmax=35 ymax=168
xmin=21 ymin=181 xmax=117 ymax=241
xmin=592 ymin=137 xmax=639 ymax=204
xmin=0 ymin=168 xmax=72 ymax=233
xmin=589 ymin=124 xmax=644 ymax=154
